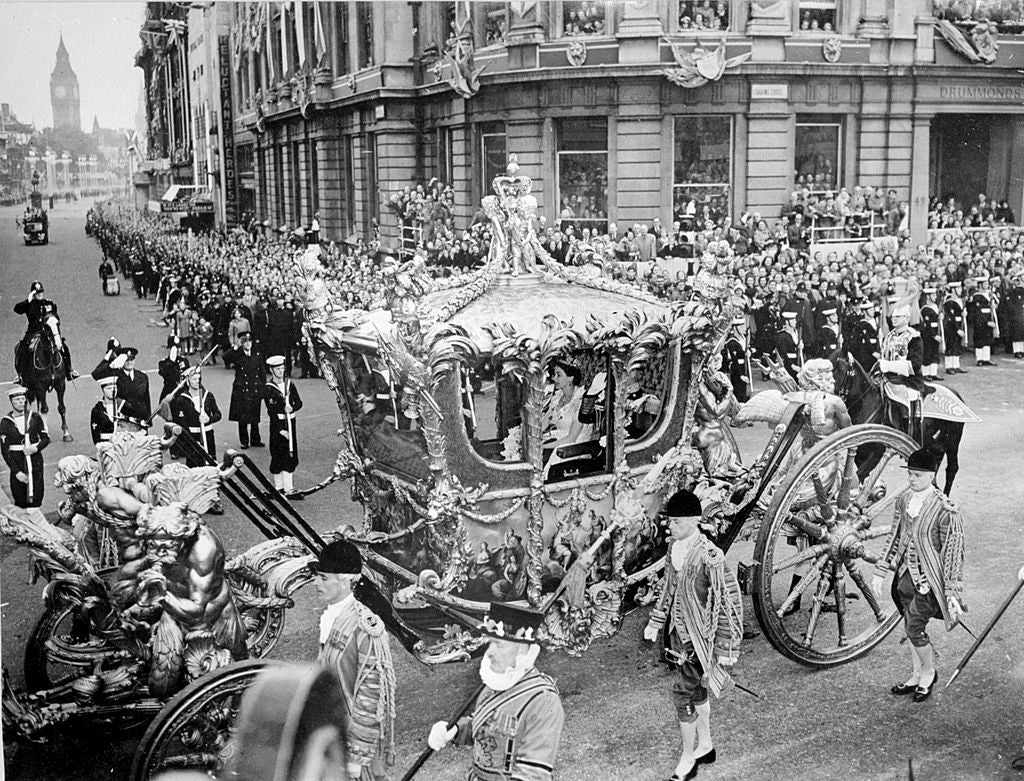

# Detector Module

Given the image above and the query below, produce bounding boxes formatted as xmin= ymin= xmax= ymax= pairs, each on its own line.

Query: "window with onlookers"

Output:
xmin=933 ymin=0 xmax=1024 ymax=33
xmin=481 ymin=2 xmax=508 ymax=46
xmin=562 ymin=1 xmax=607 ymax=36
xmin=798 ymin=0 xmax=836 ymax=33
xmin=557 ymin=118 xmax=609 ymax=233
xmin=673 ymin=116 xmax=732 ymax=230
xmin=480 ymin=125 xmax=507 ymax=195
xmin=678 ymin=0 xmax=730 ymax=31
xmin=361 ymin=131 xmax=378 ymax=236
xmin=357 ymin=2 xmax=374 ymax=68
xmin=794 ymin=119 xmax=841 ymax=192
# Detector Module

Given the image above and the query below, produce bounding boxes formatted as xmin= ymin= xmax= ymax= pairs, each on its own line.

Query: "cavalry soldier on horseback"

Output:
xmin=0 ymin=385 xmax=50 ymax=509
xmin=919 ymin=286 xmax=944 ymax=381
xmin=942 ymin=282 xmax=967 ymax=375
xmin=13 ymin=280 xmax=78 ymax=383
xmin=879 ymin=304 xmax=932 ymax=442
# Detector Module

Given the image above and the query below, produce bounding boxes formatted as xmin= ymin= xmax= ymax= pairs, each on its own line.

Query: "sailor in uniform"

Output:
xmin=848 ymin=300 xmax=881 ymax=371
xmin=263 ymin=355 xmax=303 ymax=496
xmin=942 ymin=282 xmax=967 ymax=375
xmin=775 ymin=310 xmax=804 ymax=380
xmin=428 ymin=602 xmax=566 ymax=781
xmin=169 ymin=367 xmax=222 ymax=467
xmin=89 ymin=375 xmax=122 ymax=445
xmin=0 ymin=385 xmax=50 ymax=508
xmin=918 ymin=287 xmax=944 ymax=381
xmin=721 ymin=316 xmax=752 ymax=403
xmin=968 ymin=274 xmax=998 ymax=366
xmin=814 ymin=305 xmax=842 ymax=359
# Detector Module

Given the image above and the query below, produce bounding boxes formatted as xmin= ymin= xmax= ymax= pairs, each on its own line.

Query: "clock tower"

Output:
xmin=50 ymin=34 xmax=81 ymax=131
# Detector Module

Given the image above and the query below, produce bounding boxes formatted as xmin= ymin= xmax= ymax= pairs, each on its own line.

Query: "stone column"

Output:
xmin=617 ymin=1 xmax=663 ymax=63
xmin=506 ymin=1 xmax=545 ymax=70
xmin=908 ymin=115 xmax=931 ymax=246
xmin=746 ymin=1 xmax=791 ymax=62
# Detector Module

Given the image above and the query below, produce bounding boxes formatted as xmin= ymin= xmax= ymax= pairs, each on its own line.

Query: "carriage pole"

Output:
xmin=946 ymin=569 xmax=1024 ymax=688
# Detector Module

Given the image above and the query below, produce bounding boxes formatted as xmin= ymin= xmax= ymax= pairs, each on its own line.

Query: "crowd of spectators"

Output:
xmin=928 ymin=192 xmax=1017 ymax=229
xmin=679 ymin=0 xmax=729 ymax=30
xmin=563 ymin=0 xmax=606 ymax=36
xmin=86 ymin=168 xmax=1024 ymax=373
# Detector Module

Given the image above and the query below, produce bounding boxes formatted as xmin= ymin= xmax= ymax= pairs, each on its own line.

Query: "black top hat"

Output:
xmin=479 ymin=602 xmax=544 ymax=644
xmin=664 ymin=490 xmax=702 ymax=518
xmin=906 ymin=448 xmax=939 ymax=473
xmin=316 ymin=539 xmax=362 ymax=575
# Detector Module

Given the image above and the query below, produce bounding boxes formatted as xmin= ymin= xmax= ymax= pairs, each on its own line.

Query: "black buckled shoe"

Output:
xmin=890 ymin=681 xmax=917 ymax=696
xmin=912 ymin=670 xmax=937 ymax=703
xmin=695 ymin=747 xmax=717 ymax=766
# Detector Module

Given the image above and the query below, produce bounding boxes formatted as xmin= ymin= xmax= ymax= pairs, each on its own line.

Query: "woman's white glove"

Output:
xmin=642 ymin=619 xmax=662 ymax=643
xmin=871 ymin=575 xmax=884 ymax=599
xmin=428 ymin=721 xmax=457 ymax=751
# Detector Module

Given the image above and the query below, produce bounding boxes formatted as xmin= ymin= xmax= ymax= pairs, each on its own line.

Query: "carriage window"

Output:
xmin=338 ymin=350 xmax=430 ymax=479
xmin=541 ymin=353 xmax=608 ymax=483
xmin=622 ymin=352 xmax=670 ymax=442
xmin=466 ymin=359 xmax=525 ymax=463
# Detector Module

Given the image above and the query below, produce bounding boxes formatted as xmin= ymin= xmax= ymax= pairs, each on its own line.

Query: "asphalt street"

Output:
xmin=2 ymin=201 xmax=1023 ymax=780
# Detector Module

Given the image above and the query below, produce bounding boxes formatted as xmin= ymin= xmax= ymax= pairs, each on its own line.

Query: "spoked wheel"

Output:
xmin=129 ymin=659 xmax=274 ymax=781
xmin=751 ymin=424 xmax=916 ymax=667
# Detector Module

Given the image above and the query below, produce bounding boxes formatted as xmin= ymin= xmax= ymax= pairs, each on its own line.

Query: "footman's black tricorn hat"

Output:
xmin=316 ymin=539 xmax=362 ymax=575
xmin=906 ymin=448 xmax=939 ymax=473
xmin=480 ymin=602 xmax=544 ymax=644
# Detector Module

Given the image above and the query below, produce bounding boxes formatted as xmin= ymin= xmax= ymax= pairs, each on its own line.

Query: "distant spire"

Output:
xmin=56 ymin=32 xmax=69 ymax=62
xmin=92 ymin=114 xmax=100 ymax=133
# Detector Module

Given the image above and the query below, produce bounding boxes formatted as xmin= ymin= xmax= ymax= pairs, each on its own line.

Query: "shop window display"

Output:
xmin=673 ymin=116 xmax=732 ymax=229
xmin=558 ymin=118 xmax=609 ymax=233
xmin=798 ymin=0 xmax=836 ymax=32
xmin=678 ymin=0 xmax=730 ymax=31
xmin=934 ymin=0 xmax=1024 ymax=32
xmin=563 ymin=0 xmax=607 ymax=36
xmin=794 ymin=122 xmax=840 ymax=192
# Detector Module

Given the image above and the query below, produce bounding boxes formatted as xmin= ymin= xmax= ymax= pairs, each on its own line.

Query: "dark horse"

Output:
xmin=832 ymin=353 xmax=963 ymax=495
xmin=14 ymin=316 xmax=73 ymax=442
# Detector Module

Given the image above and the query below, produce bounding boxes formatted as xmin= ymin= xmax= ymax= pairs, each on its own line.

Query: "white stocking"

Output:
xmin=675 ymin=719 xmax=697 ymax=777
xmin=918 ymin=643 xmax=936 ymax=683
xmin=283 ymin=471 xmax=294 ymax=492
xmin=904 ymin=642 xmax=922 ymax=687
xmin=695 ymin=701 xmax=713 ymax=754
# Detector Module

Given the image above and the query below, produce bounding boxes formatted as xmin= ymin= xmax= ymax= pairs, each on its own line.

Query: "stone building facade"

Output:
xmin=225 ymin=0 xmax=1024 ymax=244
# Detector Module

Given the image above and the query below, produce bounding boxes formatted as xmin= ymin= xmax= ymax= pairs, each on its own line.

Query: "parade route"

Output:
xmin=1 ymin=203 xmax=1023 ymax=780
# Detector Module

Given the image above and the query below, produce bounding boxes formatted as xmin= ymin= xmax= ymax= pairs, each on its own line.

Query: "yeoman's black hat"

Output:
xmin=479 ymin=602 xmax=544 ymax=644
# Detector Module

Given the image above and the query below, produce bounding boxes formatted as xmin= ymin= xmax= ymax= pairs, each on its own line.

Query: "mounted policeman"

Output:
xmin=13 ymin=280 xmax=78 ymax=384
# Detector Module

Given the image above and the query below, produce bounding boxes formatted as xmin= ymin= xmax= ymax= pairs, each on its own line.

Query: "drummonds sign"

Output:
xmin=930 ymin=84 xmax=1024 ymax=103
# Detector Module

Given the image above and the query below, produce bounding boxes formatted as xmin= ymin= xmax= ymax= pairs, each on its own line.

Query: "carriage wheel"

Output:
xmin=24 ymin=604 xmax=94 ymax=691
xmin=750 ymin=424 xmax=916 ymax=667
xmin=128 ymin=659 xmax=274 ymax=781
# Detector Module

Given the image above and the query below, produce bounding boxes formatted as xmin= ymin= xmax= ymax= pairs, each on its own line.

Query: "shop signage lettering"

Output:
xmin=938 ymin=85 xmax=1024 ymax=101
xmin=751 ymin=84 xmax=788 ymax=100
xmin=218 ymin=36 xmax=238 ymax=227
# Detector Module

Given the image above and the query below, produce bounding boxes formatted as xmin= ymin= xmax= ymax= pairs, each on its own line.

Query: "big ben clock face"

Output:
xmin=54 ymin=85 xmax=67 ymax=99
